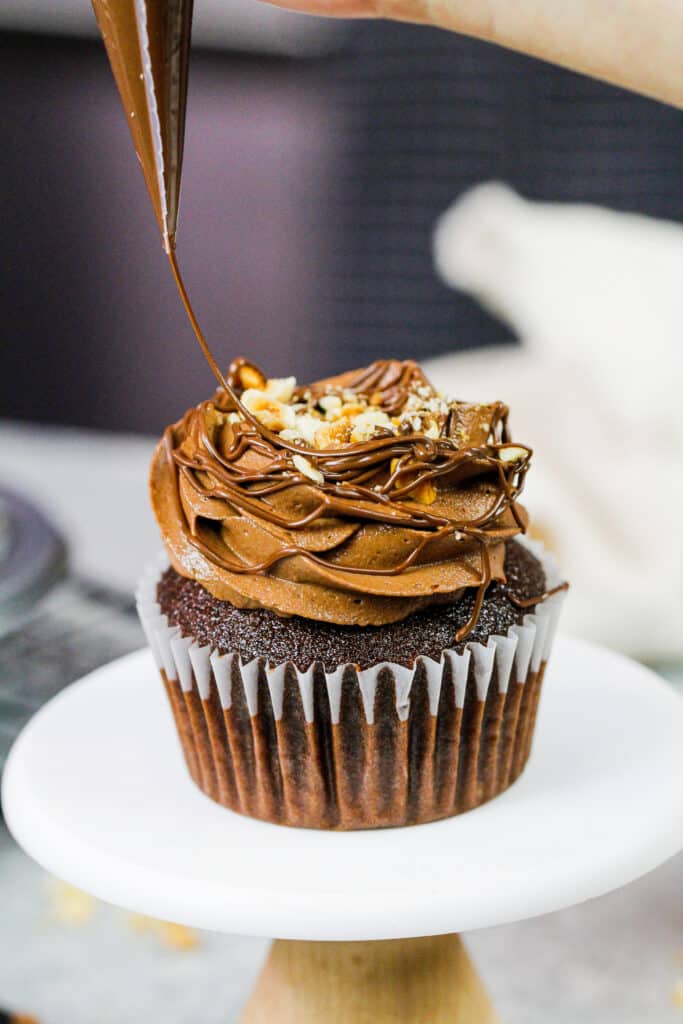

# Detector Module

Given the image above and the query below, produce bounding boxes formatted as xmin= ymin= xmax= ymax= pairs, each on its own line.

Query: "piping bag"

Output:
xmin=91 ymin=0 xmax=193 ymax=254
xmin=91 ymin=1 xmax=229 ymax=389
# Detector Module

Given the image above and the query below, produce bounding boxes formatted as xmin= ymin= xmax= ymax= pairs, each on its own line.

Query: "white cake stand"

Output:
xmin=3 ymin=635 xmax=683 ymax=1022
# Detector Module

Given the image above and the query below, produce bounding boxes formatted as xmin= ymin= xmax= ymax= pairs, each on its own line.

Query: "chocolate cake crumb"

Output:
xmin=157 ymin=540 xmax=546 ymax=672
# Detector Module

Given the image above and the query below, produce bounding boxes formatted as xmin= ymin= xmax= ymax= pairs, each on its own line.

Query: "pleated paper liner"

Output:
xmin=137 ymin=540 xmax=565 ymax=830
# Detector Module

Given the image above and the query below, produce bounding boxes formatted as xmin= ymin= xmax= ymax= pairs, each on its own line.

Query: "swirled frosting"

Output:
xmin=150 ymin=359 xmax=532 ymax=634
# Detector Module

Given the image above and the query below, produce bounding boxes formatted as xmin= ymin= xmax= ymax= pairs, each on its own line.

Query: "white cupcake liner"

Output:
xmin=135 ymin=539 xmax=565 ymax=830
xmin=136 ymin=537 xmax=564 ymax=726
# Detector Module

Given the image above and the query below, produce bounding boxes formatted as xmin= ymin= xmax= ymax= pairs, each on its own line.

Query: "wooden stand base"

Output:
xmin=240 ymin=934 xmax=500 ymax=1023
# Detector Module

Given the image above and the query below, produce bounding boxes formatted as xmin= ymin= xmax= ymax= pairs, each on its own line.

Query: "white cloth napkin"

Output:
xmin=429 ymin=183 xmax=683 ymax=661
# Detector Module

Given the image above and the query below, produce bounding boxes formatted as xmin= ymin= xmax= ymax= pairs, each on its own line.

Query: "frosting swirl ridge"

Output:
xmin=150 ymin=360 xmax=531 ymax=634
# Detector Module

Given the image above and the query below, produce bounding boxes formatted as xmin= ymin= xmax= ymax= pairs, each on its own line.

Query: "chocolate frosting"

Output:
xmin=150 ymin=360 xmax=533 ymax=636
xmin=157 ymin=540 xmax=547 ymax=670
xmin=91 ymin=0 xmax=194 ymax=252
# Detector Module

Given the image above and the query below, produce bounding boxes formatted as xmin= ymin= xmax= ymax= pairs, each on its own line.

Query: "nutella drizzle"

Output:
xmin=159 ymin=328 xmax=556 ymax=639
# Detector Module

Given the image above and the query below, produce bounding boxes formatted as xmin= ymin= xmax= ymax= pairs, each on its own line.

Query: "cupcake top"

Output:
xmin=150 ymin=359 xmax=532 ymax=638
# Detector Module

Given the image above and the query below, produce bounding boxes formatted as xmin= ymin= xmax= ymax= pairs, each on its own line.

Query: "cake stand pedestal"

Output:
xmin=241 ymin=934 xmax=497 ymax=1023
xmin=3 ymin=637 xmax=683 ymax=1023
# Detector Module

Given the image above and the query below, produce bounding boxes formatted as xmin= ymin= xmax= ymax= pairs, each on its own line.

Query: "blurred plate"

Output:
xmin=0 ymin=489 xmax=67 ymax=639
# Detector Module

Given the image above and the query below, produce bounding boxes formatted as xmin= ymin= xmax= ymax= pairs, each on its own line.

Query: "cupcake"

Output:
xmin=137 ymin=358 xmax=567 ymax=829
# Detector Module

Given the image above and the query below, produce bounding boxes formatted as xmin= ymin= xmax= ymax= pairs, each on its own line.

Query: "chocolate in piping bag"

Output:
xmin=91 ymin=0 xmax=194 ymax=252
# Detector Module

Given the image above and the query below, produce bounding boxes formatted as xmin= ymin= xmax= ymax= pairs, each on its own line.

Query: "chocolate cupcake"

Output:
xmin=137 ymin=359 xmax=567 ymax=829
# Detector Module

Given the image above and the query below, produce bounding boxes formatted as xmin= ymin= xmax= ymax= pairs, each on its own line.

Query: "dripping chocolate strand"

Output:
xmin=167 ymin=251 xmax=473 ymax=472
xmin=166 ymin=248 xmax=520 ymax=494
xmin=456 ymin=539 xmax=491 ymax=642
xmin=161 ymin=244 xmax=536 ymax=641
xmin=167 ymin=250 xmax=231 ymax=395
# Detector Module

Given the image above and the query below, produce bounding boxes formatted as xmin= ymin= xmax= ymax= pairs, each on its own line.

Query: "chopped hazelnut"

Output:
xmin=293 ymin=453 xmax=325 ymax=484
xmin=350 ymin=410 xmax=393 ymax=443
xmin=236 ymin=363 xmax=266 ymax=390
xmin=319 ymin=394 xmax=342 ymax=413
xmin=499 ymin=445 xmax=528 ymax=463
xmin=265 ymin=376 xmax=296 ymax=403
xmin=411 ymin=480 xmax=437 ymax=504
xmin=242 ymin=389 xmax=295 ymax=432
xmin=314 ymin=420 xmax=352 ymax=449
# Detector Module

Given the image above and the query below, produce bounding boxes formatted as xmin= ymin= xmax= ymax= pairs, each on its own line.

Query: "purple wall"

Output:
xmin=1 ymin=34 xmax=344 ymax=432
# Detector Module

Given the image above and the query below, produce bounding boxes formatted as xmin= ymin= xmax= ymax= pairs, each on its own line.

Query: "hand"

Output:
xmin=254 ymin=0 xmax=683 ymax=110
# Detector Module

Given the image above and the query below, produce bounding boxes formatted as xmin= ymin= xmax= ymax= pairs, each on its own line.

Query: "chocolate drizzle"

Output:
xmin=156 ymin=541 xmax=549 ymax=670
xmin=152 ymin=358 xmax=540 ymax=640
